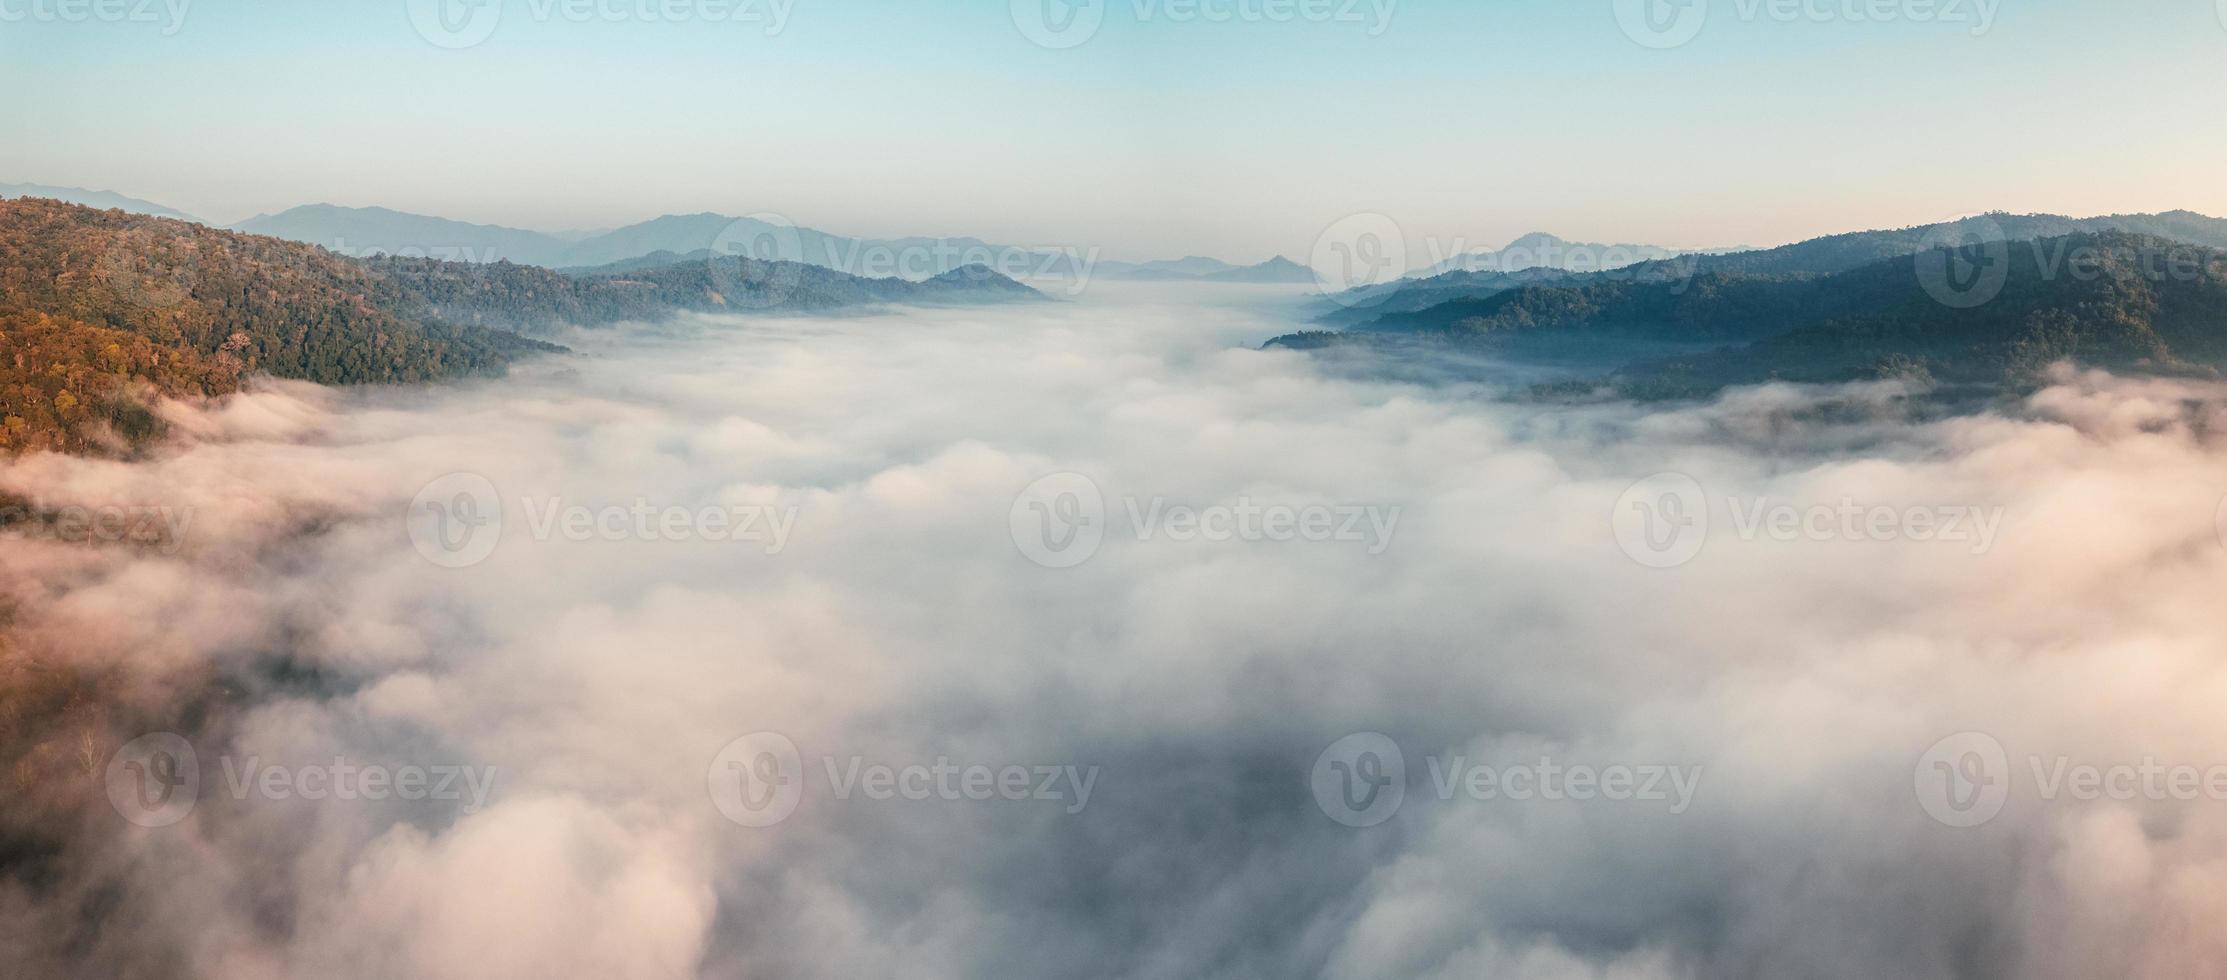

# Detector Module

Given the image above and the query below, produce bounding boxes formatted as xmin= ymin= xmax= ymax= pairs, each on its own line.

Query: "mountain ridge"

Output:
xmin=0 ymin=183 xmax=204 ymax=223
xmin=1270 ymin=230 xmax=2227 ymax=398
xmin=1312 ymin=211 xmax=2227 ymax=328
xmin=0 ymin=198 xmax=1045 ymax=455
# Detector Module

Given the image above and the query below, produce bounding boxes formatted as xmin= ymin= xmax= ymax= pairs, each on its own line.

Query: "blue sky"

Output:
xmin=4 ymin=0 xmax=2224 ymax=260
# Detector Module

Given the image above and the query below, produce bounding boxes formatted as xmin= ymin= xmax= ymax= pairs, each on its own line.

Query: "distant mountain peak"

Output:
xmin=0 ymin=182 xmax=203 ymax=224
xmin=1197 ymin=255 xmax=1317 ymax=283
xmin=1504 ymin=232 xmax=1571 ymax=249
xmin=1424 ymin=234 xmax=1686 ymax=279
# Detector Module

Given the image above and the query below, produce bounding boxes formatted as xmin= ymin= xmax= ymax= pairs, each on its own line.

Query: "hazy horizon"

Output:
xmin=11 ymin=178 xmax=2224 ymax=270
xmin=8 ymin=0 xmax=2227 ymax=259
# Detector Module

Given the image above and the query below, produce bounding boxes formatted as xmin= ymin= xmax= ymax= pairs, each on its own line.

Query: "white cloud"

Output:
xmin=6 ymin=292 xmax=2227 ymax=978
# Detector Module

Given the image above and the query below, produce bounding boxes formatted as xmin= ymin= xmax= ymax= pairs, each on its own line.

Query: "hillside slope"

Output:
xmin=0 ymin=199 xmax=563 ymax=454
xmin=1316 ymin=211 xmax=2227 ymax=327
xmin=0 ymin=199 xmax=1047 ymax=453
xmin=1271 ymin=232 xmax=2227 ymax=397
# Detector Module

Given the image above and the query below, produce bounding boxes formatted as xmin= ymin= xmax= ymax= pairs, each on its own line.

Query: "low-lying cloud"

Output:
xmin=5 ymin=283 xmax=2227 ymax=979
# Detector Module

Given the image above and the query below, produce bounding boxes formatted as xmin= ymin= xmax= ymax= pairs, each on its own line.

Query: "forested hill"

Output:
xmin=1316 ymin=211 xmax=2227 ymax=327
xmin=0 ymin=198 xmax=563 ymax=455
xmin=0 ymin=198 xmax=1049 ymax=455
xmin=381 ymin=251 xmax=1044 ymax=338
xmin=1613 ymin=211 xmax=2227 ymax=282
xmin=1269 ymin=232 xmax=2227 ymax=397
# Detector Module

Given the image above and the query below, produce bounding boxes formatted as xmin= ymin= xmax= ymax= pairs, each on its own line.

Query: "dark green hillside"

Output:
xmin=1272 ymin=232 xmax=2227 ymax=398
xmin=1319 ymin=211 xmax=2227 ymax=328
xmin=1617 ymin=233 xmax=2227 ymax=395
xmin=376 ymin=256 xmax=1045 ymax=337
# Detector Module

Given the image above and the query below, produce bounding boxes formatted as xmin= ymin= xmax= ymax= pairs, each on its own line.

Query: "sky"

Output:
xmin=4 ymin=0 xmax=2226 ymax=260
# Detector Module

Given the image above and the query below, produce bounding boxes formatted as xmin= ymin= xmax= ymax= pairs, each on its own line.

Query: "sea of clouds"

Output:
xmin=4 ymin=283 xmax=2227 ymax=979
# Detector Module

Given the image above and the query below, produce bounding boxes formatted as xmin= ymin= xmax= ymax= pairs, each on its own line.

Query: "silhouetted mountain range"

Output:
xmin=1311 ymin=233 xmax=1730 ymax=324
xmin=1093 ymin=256 xmax=1242 ymax=279
xmin=1272 ymin=229 xmax=2227 ymax=398
xmin=1197 ymin=256 xmax=1316 ymax=283
xmin=1423 ymin=232 xmax=1705 ymax=276
xmin=0 ymin=183 xmax=203 ymax=223
xmin=1313 ymin=212 xmax=2227 ymax=327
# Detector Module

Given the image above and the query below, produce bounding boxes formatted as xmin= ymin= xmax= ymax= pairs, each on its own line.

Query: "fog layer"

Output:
xmin=5 ymin=283 xmax=2227 ymax=979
